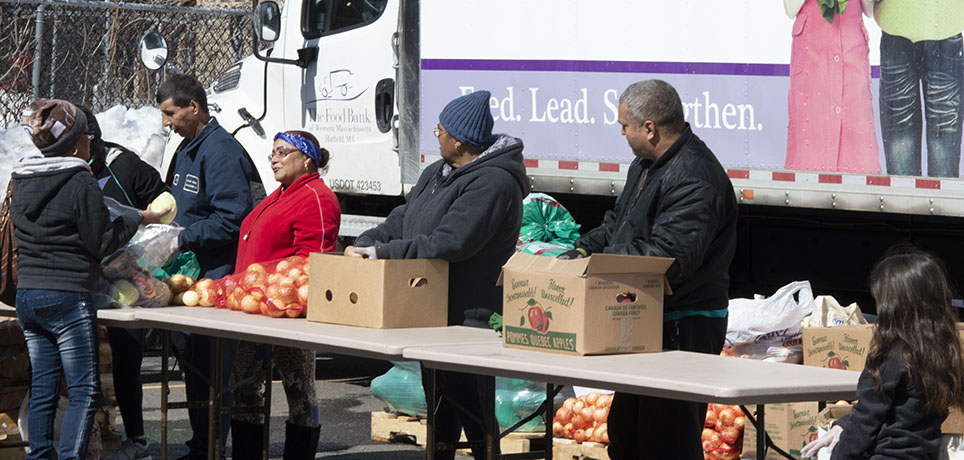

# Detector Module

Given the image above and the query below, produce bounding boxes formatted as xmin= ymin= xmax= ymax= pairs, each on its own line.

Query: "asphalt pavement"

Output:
xmin=136 ymin=352 xmax=463 ymax=459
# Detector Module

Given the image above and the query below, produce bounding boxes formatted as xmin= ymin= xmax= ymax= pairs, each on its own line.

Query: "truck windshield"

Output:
xmin=303 ymin=0 xmax=388 ymax=39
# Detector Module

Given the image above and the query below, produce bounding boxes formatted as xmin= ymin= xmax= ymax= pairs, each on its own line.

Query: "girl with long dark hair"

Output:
xmin=803 ymin=248 xmax=964 ymax=459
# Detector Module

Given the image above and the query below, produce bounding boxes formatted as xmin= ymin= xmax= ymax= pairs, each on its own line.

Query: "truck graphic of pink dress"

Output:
xmin=784 ymin=0 xmax=881 ymax=174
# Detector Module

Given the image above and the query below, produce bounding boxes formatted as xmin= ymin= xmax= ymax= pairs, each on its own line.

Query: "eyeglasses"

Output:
xmin=433 ymin=126 xmax=444 ymax=138
xmin=268 ymin=147 xmax=300 ymax=161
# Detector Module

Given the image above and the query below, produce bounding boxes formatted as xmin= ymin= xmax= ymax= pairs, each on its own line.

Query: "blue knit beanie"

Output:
xmin=439 ymin=90 xmax=495 ymax=149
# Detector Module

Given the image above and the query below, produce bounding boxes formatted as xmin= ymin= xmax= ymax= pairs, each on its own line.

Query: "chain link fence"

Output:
xmin=0 ymin=0 xmax=253 ymax=126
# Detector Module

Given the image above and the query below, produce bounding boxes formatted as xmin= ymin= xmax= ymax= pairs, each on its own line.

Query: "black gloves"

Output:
xmin=557 ymin=247 xmax=590 ymax=260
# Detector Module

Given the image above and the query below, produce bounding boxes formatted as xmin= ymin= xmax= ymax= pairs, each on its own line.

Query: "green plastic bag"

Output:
xmin=495 ymin=378 xmax=547 ymax=432
xmin=370 ymin=361 xmax=548 ymax=432
xmin=151 ymin=251 xmax=201 ymax=280
xmin=518 ymin=193 xmax=580 ymax=247
xmin=370 ymin=361 xmax=427 ymax=418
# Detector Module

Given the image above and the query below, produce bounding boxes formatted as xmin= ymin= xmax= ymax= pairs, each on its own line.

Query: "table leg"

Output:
xmin=213 ymin=337 xmax=224 ymax=460
xmin=544 ymin=384 xmax=555 ymax=460
xmin=262 ymin=345 xmax=273 ymax=460
xmin=483 ymin=375 xmax=497 ymax=460
xmin=756 ymin=404 xmax=765 ymax=460
xmin=161 ymin=330 xmax=169 ymax=460
xmin=426 ymin=368 xmax=437 ymax=460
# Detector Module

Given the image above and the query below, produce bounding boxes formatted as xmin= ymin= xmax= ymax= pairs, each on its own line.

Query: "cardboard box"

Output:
xmin=306 ymin=253 xmax=448 ymax=328
xmin=743 ymin=402 xmax=820 ymax=459
xmin=815 ymin=403 xmax=853 ymax=460
xmin=802 ymin=324 xmax=875 ymax=372
xmin=498 ymin=252 xmax=673 ymax=355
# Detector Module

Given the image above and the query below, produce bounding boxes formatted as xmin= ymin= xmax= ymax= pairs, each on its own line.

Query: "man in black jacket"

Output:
xmin=559 ymin=80 xmax=738 ymax=460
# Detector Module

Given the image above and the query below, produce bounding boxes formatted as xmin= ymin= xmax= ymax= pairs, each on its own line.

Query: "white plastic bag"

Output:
xmin=801 ymin=295 xmax=868 ymax=327
xmin=724 ymin=281 xmax=815 ymax=363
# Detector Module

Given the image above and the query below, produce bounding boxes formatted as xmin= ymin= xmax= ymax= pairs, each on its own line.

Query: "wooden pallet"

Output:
xmin=552 ymin=437 xmax=611 ymax=460
xmin=370 ymin=411 xmax=547 ymax=454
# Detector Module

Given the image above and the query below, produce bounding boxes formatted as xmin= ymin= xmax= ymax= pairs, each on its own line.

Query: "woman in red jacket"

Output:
xmin=229 ymin=130 xmax=339 ymax=460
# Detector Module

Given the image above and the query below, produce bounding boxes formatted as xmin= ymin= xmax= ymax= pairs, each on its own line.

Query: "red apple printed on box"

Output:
xmin=825 ymin=351 xmax=849 ymax=370
xmin=521 ymin=298 xmax=552 ymax=334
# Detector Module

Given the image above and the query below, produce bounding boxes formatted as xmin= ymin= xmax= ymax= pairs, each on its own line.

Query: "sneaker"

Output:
xmin=105 ymin=438 xmax=151 ymax=460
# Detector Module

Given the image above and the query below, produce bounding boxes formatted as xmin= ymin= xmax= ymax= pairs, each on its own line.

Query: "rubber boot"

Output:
xmin=231 ymin=419 xmax=265 ymax=460
xmin=282 ymin=421 xmax=320 ymax=460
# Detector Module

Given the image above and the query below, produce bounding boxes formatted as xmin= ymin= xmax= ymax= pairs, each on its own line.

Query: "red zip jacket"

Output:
xmin=235 ymin=173 xmax=340 ymax=271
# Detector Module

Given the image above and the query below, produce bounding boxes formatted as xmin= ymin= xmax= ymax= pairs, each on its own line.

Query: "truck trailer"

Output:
xmin=164 ymin=0 xmax=964 ymax=308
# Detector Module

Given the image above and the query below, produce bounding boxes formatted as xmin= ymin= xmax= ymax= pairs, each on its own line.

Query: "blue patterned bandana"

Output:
xmin=274 ymin=132 xmax=322 ymax=167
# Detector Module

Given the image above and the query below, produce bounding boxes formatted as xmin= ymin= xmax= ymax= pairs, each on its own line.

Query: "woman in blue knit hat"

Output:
xmin=347 ymin=90 xmax=528 ymax=460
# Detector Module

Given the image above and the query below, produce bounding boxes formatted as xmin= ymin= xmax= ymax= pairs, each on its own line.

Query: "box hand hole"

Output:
xmin=616 ymin=292 xmax=637 ymax=303
xmin=409 ymin=277 xmax=427 ymax=288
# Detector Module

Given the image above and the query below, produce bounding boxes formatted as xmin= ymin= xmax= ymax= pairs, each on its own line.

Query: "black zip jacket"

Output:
xmin=575 ymin=124 xmax=738 ymax=314
xmin=355 ymin=135 xmax=528 ymax=326
xmin=11 ymin=156 xmax=142 ymax=293
xmin=833 ymin=348 xmax=945 ymax=460
xmin=92 ymin=143 xmax=168 ymax=209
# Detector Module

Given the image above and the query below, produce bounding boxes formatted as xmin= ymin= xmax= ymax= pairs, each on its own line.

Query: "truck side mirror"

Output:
xmin=254 ymin=2 xmax=281 ymax=42
xmin=138 ymin=31 xmax=168 ymax=71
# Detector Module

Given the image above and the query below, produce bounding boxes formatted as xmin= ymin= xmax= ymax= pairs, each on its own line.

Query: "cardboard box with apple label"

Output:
xmin=498 ymin=252 xmax=673 ymax=355
xmin=307 ymin=253 xmax=449 ymax=328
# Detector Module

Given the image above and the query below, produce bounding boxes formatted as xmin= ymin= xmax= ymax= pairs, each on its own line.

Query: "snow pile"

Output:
xmin=0 ymin=126 xmax=38 ymax=192
xmin=0 ymin=105 xmax=168 ymax=191
xmin=96 ymin=105 xmax=167 ymax=170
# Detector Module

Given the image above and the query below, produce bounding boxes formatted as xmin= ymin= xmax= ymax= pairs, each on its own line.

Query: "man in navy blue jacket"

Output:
xmin=157 ymin=74 xmax=255 ymax=460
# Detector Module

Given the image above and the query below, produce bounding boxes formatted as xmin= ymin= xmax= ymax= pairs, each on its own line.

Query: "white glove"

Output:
xmin=353 ymin=246 xmax=377 ymax=259
xmin=800 ymin=425 xmax=842 ymax=458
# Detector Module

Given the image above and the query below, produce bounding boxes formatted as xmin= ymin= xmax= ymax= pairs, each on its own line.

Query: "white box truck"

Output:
xmin=166 ymin=0 xmax=964 ymax=303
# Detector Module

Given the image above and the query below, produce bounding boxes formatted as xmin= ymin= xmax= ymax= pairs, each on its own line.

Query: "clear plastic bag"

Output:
xmin=101 ymin=223 xmax=181 ymax=308
xmin=126 ymin=224 xmax=183 ymax=273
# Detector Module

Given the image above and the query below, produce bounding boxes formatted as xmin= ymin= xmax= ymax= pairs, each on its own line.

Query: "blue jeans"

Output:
xmin=16 ymin=289 xmax=101 ymax=460
xmin=879 ymin=32 xmax=964 ymax=177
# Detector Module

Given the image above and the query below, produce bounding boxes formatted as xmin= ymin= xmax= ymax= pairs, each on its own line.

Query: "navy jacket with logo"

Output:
xmin=165 ymin=118 xmax=253 ymax=279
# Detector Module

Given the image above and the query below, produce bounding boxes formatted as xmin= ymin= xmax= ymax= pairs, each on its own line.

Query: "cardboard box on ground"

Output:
xmin=498 ymin=252 xmax=673 ymax=356
xmin=307 ymin=253 xmax=449 ymax=328
xmin=802 ymin=323 xmax=964 ymax=434
xmin=742 ymin=402 xmax=820 ymax=460
xmin=814 ymin=403 xmax=853 ymax=460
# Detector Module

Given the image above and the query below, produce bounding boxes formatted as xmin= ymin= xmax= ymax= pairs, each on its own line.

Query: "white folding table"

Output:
xmin=130 ymin=306 xmax=500 ymax=460
xmin=403 ymin=342 xmax=860 ymax=460
xmin=0 ymin=303 xmax=144 ymax=328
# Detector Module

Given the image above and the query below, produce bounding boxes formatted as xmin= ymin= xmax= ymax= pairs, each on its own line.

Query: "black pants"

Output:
xmin=420 ymin=367 xmax=490 ymax=460
xmin=607 ymin=315 xmax=727 ymax=460
xmin=107 ymin=326 xmax=146 ymax=438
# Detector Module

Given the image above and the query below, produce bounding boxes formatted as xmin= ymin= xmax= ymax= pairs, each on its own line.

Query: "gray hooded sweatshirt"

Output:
xmin=10 ymin=153 xmax=142 ymax=293
xmin=356 ymin=135 xmax=528 ymax=326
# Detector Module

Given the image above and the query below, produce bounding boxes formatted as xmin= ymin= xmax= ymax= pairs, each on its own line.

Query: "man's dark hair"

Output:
xmin=619 ymin=80 xmax=685 ymax=135
xmin=156 ymin=74 xmax=207 ymax=111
